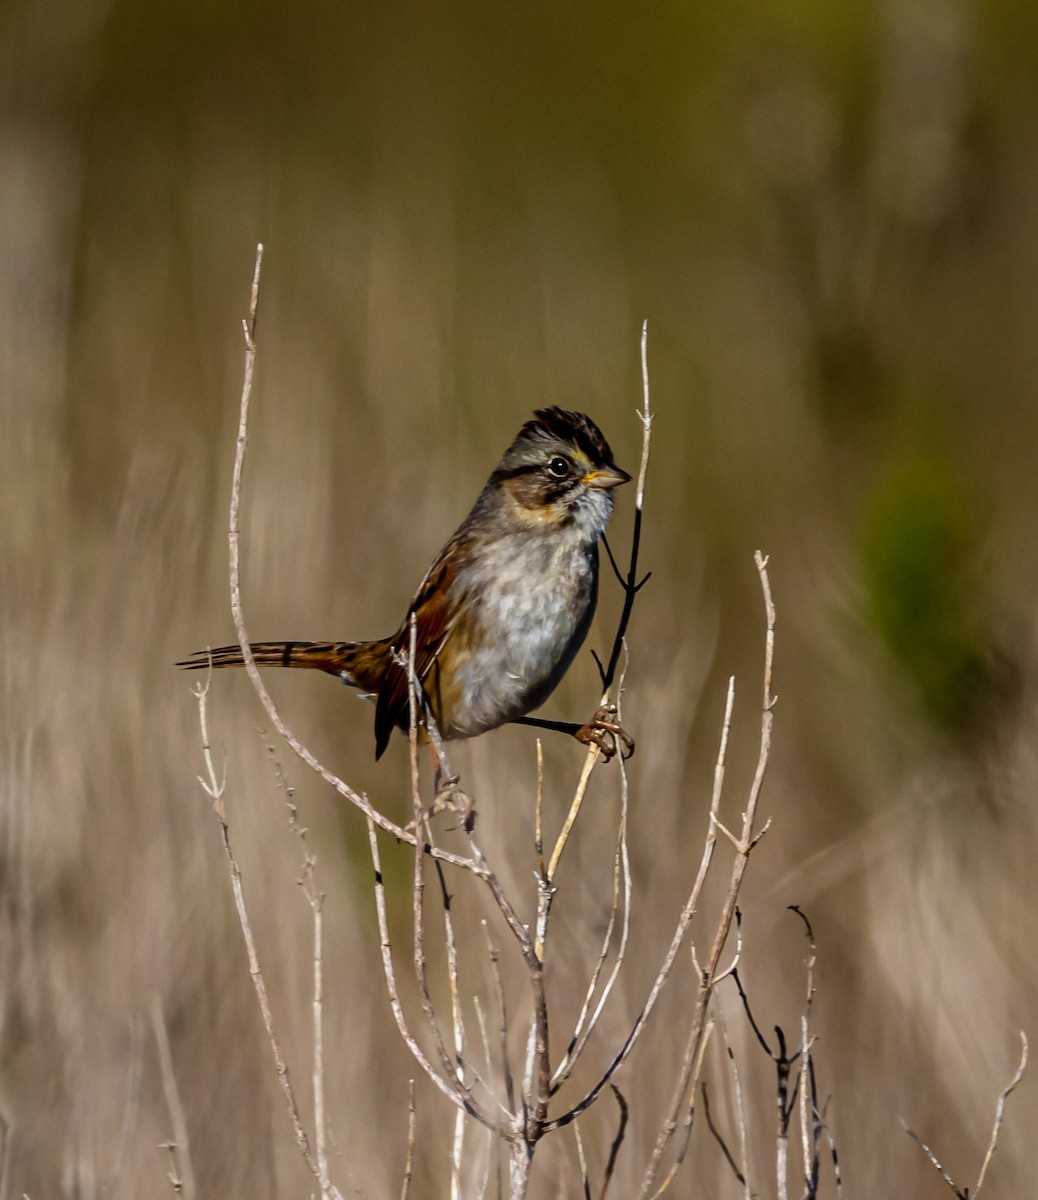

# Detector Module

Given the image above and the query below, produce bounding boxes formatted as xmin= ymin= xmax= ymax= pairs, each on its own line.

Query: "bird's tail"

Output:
xmin=178 ymin=640 xmax=372 ymax=686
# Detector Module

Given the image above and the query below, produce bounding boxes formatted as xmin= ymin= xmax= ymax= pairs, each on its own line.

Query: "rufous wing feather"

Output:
xmin=373 ymin=552 xmax=458 ymax=759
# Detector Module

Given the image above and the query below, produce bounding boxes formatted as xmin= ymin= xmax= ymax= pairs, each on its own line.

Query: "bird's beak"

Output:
xmin=583 ymin=464 xmax=632 ymax=490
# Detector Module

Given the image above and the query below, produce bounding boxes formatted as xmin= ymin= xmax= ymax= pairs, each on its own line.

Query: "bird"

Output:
xmin=180 ymin=407 xmax=633 ymax=761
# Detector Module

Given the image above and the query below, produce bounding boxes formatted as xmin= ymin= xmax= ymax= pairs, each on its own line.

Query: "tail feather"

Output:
xmin=178 ymin=640 xmax=361 ymax=683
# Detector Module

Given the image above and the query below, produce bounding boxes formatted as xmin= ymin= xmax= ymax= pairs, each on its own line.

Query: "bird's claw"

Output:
xmin=575 ymin=704 xmax=635 ymax=762
xmin=434 ymin=769 xmax=477 ymax=832
xmin=403 ymin=773 xmax=477 ymax=834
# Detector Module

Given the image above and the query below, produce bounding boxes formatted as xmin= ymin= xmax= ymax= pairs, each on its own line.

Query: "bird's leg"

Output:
xmin=516 ymin=705 xmax=635 ymax=762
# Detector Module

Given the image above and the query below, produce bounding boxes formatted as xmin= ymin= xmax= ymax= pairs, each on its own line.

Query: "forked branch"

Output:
xmin=903 ymin=1030 xmax=1029 ymax=1200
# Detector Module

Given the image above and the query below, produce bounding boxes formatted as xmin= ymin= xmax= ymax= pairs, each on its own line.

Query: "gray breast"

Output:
xmin=450 ymin=529 xmax=599 ymax=736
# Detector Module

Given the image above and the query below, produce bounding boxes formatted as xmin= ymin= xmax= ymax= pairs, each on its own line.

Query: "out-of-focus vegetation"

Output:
xmin=3 ymin=0 xmax=1038 ymax=1193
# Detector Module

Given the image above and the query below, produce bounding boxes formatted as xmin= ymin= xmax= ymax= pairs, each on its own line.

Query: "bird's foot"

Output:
xmin=404 ymin=789 xmax=475 ymax=834
xmin=433 ymin=769 xmax=477 ymax=833
xmin=403 ymin=768 xmax=476 ymax=835
xmin=575 ymin=703 xmax=635 ymax=762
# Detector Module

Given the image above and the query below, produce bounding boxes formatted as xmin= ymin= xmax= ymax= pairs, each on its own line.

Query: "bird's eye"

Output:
xmin=548 ymin=456 xmax=570 ymax=478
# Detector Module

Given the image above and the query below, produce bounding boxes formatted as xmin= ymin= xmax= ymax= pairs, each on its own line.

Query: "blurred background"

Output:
xmin=3 ymin=0 xmax=1038 ymax=1193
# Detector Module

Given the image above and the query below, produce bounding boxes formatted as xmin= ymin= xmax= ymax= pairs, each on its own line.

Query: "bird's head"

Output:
xmin=488 ymin=408 xmax=631 ymax=537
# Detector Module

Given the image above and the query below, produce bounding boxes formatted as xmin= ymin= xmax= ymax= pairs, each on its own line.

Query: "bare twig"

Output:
xmin=974 ymin=1031 xmax=1028 ymax=1196
xmin=600 ymin=320 xmax=654 ymax=689
xmin=151 ymin=998 xmax=196 ymax=1200
xmin=702 ymin=1080 xmax=747 ymax=1188
xmin=718 ymin=1008 xmax=752 ymax=1200
xmin=636 ymin=554 xmax=775 ymax=1196
xmin=192 ymin=673 xmax=343 ymax=1199
xmin=790 ymin=906 xmax=817 ymax=1199
xmin=438 ymin=858 xmax=467 ymax=1200
xmin=414 ymin=700 xmax=547 ymax=1174
xmin=644 ymin=1017 xmax=714 ymax=1200
xmin=545 ymin=673 xmax=736 ymax=1137
xmin=223 ymin=244 xmax=485 ymax=878
xmin=574 ymin=1123 xmax=591 ymax=1199
xmin=545 ymin=742 xmax=599 ymax=885
xmin=421 ymin=706 xmax=536 ymax=965
xmin=103 ymin=1014 xmax=143 ymax=1198
xmin=598 ymin=1086 xmax=629 ymax=1200
xmin=473 ymin=1000 xmax=499 ymax=1199
xmin=534 ymin=739 xmax=545 ymax=874
xmin=399 ymin=1080 xmax=416 ymax=1200
xmin=901 ymin=1121 xmax=963 ymax=1197
xmin=825 ymin=1120 xmax=844 ymax=1199
xmin=903 ymin=1029 xmax=1029 ymax=1200
xmin=304 ymin=860 xmax=331 ymax=1186
xmin=552 ymin=668 xmax=633 ymax=1093
xmin=366 ymin=816 xmax=499 ymax=1132
xmin=267 ymin=743 xmax=335 ymax=1191
xmin=731 ymin=966 xmax=795 ymax=1199
xmin=273 ymin=755 xmax=334 ymax=1184
xmin=159 ymin=1143 xmax=183 ymax=1195
xmin=403 ymin=620 xmax=459 ymax=1097
xmin=481 ymin=921 xmax=516 ymax=1117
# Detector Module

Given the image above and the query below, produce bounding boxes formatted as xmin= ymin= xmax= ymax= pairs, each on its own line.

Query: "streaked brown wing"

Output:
xmin=373 ymin=541 xmax=461 ymax=759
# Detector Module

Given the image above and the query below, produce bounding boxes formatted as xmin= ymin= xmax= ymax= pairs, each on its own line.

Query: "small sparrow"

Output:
xmin=180 ymin=408 xmax=632 ymax=760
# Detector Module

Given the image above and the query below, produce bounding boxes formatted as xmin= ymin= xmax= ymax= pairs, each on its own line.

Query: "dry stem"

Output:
xmin=151 ymin=997 xmax=196 ymax=1200
xmin=903 ymin=1029 xmax=1029 ymax=1200
xmin=636 ymin=553 xmax=775 ymax=1196
xmin=192 ymin=672 xmax=343 ymax=1199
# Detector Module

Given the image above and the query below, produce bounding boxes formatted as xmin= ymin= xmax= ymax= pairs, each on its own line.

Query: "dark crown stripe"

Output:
xmin=528 ymin=407 xmax=613 ymax=466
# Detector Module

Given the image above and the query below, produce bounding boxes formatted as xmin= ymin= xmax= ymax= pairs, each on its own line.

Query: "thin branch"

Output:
xmin=534 ymin=739 xmax=545 ymax=875
xmin=601 ymin=321 xmax=653 ymax=690
xmin=483 ymin=921 xmax=516 ymax=1115
xmin=636 ymin=554 xmax=776 ymax=1196
xmin=365 ymin=816 xmax=499 ymax=1133
xmin=273 ymin=749 xmax=335 ymax=1194
xmin=718 ymin=1008 xmax=752 ymax=1200
xmin=192 ymin=674 xmax=343 ymax=1199
xmin=825 ymin=1118 xmax=843 ymax=1199
xmin=790 ymin=905 xmax=817 ymax=1199
xmin=305 ymin=861 xmax=331 ymax=1186
xmin=545 ymin=740 xmax=599 ymax=885
xmin=399 ymin=1081 xmax=416 ymax=1200
xmin=150 ymin=997 xmax=197 ymax=1200
xmin=159 ymin=1142 xmax=183 ymax=1196
xmin=403 ymin=621 xmax=459 ymax=1096
xmin=421 ymin=702 xmax=536 ymax=967
xmin=702 ymin=1080 xmax=747 ymax=1187
xmin=223 ymin=244 xmax=486 ymax=879
xmin=598 ymin=1086 xmax=629 ymax=1200
xmin=438 ymin=857 xmax=467 ymax=1200
xmin=103 ymin=1015 xmax=144 ymax=1198
xmin=644 ymin=1017 xmax=715 ymax=1200
xmin=731 ymin=967 xmax=773 ymax=1057
xmin=600 ymin=534 xmax=627 ymax=589
xmin=903 ymin=1030 xmax=1029 ymax=1200
xmin=901 ymin=1120 xmax=964 ymax=1198
xmin=473 ymin=1001 xmax=499 ymax=1200
xmin=418 ymin=707 xmax=548 ymax=1156
xmin=574 ymin=1123 xmax=591 ymax=1200
xmin=545 ymin=674 xmax=736 ymax=1136
xmin=552 ymin=678 xmax=633 ymax=1092
xmin=974 ymin=1031 xmax=1028 ymax=1196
